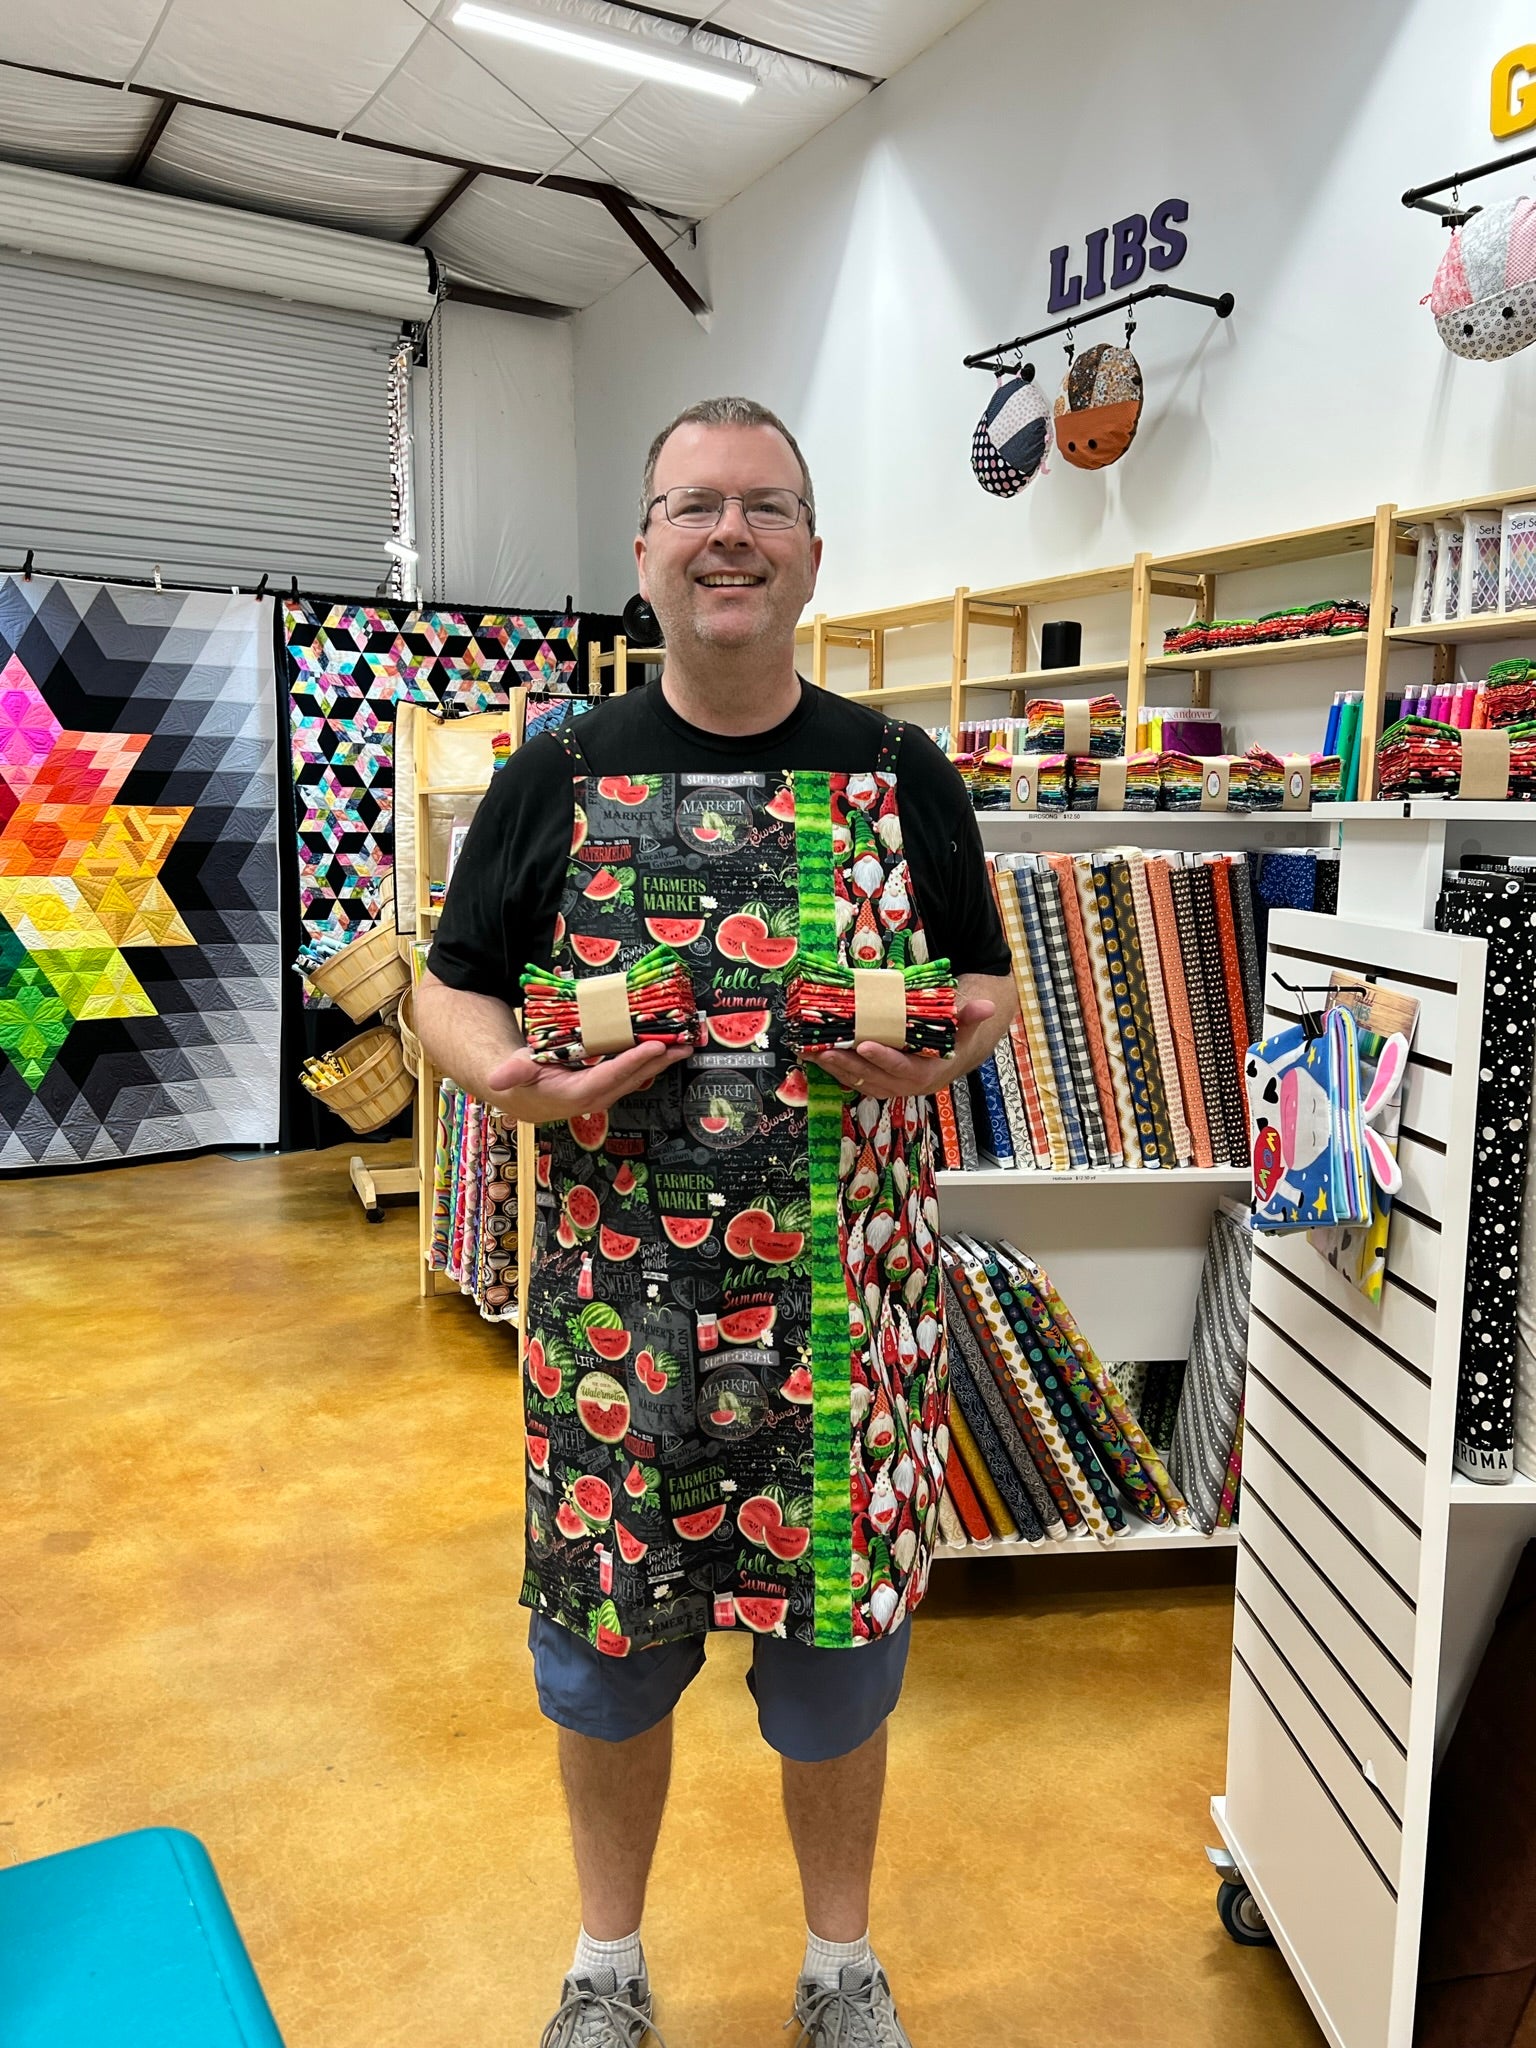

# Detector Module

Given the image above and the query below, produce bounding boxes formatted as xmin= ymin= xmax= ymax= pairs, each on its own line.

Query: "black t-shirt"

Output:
xmin=427 ymin=679 xmax=1011 ymax=1001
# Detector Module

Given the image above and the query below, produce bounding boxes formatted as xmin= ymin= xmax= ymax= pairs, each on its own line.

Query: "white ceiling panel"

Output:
xmin=136 ymin=0 xmax=427 ymax=128
xmin=0 ymin=0 xmax=168 ymax=77
xmin=708 ymin=0 xmax=989 ymax=78
xmin=576 ymin=44 xmax=862 ymax=214
xmin=427 ymin=175 xmax=645 ymax=306
xmin=0 ymin=68 xmax=159 ymax=177
xmin=352 ymin=22 xmax=573 ymax=174
xmin=144 ymin=105 xmax=460 ymax=239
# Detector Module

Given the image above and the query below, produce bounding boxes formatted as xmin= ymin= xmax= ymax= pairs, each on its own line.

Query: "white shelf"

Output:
xmin=939 ymin=1165 xmax=1250 ymax=1186
xmin=1389 ymin=610 xmax=1536 ymax=647
xmin=1405 ymin=799 xmax=1536 ymax=822
xmin=936 ymin=1523 xmax=1239 ymax=1558
xmin=1450 ymin=1474 xmax=1536 ymax=1505
xmin=975 ymin=808 xmax=1340 ymax=837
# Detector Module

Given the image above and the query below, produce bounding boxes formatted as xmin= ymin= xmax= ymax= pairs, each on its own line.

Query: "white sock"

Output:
xmin=572 ymin=1926 xmax=645 ymax=1989
xmin=802 ymin=1928 xmax=874 ymax=1989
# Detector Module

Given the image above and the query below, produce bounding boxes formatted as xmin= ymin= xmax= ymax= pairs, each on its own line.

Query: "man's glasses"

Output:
xmin=645 ymin=486 xmax=811 ymax=532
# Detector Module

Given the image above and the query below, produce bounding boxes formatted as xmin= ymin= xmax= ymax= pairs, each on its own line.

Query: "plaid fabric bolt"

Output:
xmin=989 ymin=856 xmax=1068 ymax=1168
xmin=1027 ymin=864 xmax=1111 ymax=1166
xmin=1002 ymin=857 xmax=1089 ymax=1167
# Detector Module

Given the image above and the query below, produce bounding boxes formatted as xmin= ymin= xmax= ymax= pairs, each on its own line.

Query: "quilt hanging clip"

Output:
xmin=1274 ymin=974 xmax=1334 ymax=1041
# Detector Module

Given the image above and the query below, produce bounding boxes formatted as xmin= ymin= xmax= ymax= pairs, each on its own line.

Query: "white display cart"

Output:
xmin=1210 ymin=805 xmax=1536 ymax=2048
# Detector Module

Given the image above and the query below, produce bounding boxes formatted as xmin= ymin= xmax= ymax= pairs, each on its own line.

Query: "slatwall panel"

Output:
xmin=1220 ymin=911 xmax=1487 ymax=2048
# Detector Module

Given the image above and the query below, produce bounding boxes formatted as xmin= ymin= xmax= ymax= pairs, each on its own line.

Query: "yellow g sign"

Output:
xmin=1492 ymin=44 xmax=1536 ymax=138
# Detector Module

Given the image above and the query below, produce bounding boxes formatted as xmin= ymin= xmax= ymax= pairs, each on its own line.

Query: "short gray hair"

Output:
xmin=639 ymin=396 xmax=816 ymax=533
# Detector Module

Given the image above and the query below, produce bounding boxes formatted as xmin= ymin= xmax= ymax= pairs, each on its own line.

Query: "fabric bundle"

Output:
xmin=1377 ymin=716 xmax=1536 ymax=799
xmin=1161 ymin=600 xmax=1370 ymax=657
xmin=935 ymin=849 xmax=1286 ymax=1173
xmin=1240 ymin=746 xmax=1343 ymax=808
xmin=1023 ymin=693 xmax=1125 ymax=757
xmin=1156 ymin=751 xmax=1207 ymax=811
xmin=1158 ymin=751 xmax=1260 ymax=811
xmin=785 ymin=954 xmax=958 ymax=1059
xmin=937 ymin=1231 xmax=1211 ymax=1549
xmin=1067 ymin=750 xmax=1161 ymax=810
xmin=429 ymin=1080 xmax=519 ymax=1323
xmin=520 ymin=945 xmax=703 ymax=1066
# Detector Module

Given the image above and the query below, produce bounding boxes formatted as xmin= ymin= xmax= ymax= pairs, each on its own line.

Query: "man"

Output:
xmin=416 ymin=397 xmax=1017 ymax=2047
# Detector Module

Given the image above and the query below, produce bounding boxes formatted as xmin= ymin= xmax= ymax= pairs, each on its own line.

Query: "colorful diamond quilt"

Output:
xmin=281 ymin=599 xmax=576 ymax=990
xmin=0 ymin=578 xmax=281 ymax=1168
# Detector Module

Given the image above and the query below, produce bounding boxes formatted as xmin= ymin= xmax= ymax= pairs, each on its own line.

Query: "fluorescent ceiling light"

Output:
xmin=453 ymin=2 xmax=758 ymax=102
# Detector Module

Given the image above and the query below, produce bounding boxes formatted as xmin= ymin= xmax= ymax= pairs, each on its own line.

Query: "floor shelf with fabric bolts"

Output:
xmin=394 ymin=699 xmax=528 ymax=1299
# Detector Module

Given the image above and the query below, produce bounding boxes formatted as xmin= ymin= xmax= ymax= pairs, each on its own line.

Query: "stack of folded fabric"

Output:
xmin=1240 ymin=746 xmax=1343 ymax=808
xmin=1068 ymin=750 xmax=1161 ymax=811
xmin=1157 ymin=751 xmax=1206 ymax=810
xmin=936 ymin=1232 xmax=1201 ymax=1548
xmin=1024 ymin=693 xmax=1125 ymax=756
xmin=973 ymin=744 xmax=1015 ymax=809
xmin=1376 ymin=717 xmax=1463 ymax=796
xmin=1027 ymin=753 xmax=1071 ymax=810
xmin=1481 ymin=660 xmax=1536 ymax=728
xmin=1162 ymin=600 xmax=1370 ymax=657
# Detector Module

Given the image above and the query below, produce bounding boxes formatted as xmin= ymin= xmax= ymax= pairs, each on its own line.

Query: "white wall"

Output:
xmin=418 ymin=298 xmax=579 ymax=608
xmin=572 ymin=0 xmax=1536 ymax=616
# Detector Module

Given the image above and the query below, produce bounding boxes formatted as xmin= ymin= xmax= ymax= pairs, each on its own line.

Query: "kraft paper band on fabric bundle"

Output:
xmin=1098 ymin=757 xmax=1128 ymax=810
xmin=1460 ymin=727 xmax=1512 ymax=800
xmin=1199 ymin=759 xmax=1232 ymax=812
xmin=576 ymin=972 xmax=637 ymax=1055
xmin=852 ymin=967 xmax=908 ymax=1047
xmin=1061 ymin=698 xmax=1092 ymax=758
xmin=1281 ymin=755 xmax=1312 ymax=810
xmin=1011 ymin=755 xmax=1040 ymax=810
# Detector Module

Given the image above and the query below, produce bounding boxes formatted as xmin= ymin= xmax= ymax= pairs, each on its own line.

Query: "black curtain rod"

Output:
xmin=0 ymin=558 xmax=579 ymax=614
xmin=1402 ymin=138 xmax=1536 ymax=217
xmin=964 ymin=282 xmax=1236 ymax=371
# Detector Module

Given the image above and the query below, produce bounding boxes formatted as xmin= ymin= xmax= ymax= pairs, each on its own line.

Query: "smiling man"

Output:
xmin=415 ymin=397 xmax=1017 ymax=2048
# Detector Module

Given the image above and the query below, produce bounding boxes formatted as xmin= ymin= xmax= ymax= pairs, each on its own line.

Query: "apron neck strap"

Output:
xmin=554 ymin=717 xmax=587 ymax=766
xmin=875 ymin=716 xmax=904 ymax=776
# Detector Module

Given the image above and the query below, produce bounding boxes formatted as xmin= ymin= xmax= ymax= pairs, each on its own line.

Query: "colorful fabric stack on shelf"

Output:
xmin=929 ymin=849 xmax=1282 ymax=1174
xmin=1023 ymin=693 xmax=1125 ymax=756
xmin=1377 ymin=716 xmax=1536 ymax=799
xmin=937 ymin=1234 xmax=1197 ymax=1547
xmin=1068 ymin=750 xmax=1161 ymax=811
xmin=1241 ymin=746 xmax=1344 ymax=808
xmin=429 ymin=1081 xmax=519 ymax=1323
xmin=1481 ymin=661 xmax=1536 ymax=728
xmin=1161 ymin=599 xmax=1370 ymax=656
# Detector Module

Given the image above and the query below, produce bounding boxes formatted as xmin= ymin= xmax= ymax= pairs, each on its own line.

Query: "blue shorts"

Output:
xmin=528 ymin=1612 xmax=911 ymax=1764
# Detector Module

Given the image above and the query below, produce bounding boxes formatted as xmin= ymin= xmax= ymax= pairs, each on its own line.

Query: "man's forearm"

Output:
xmin=413 ymin=971 xmax=523 ymax=1100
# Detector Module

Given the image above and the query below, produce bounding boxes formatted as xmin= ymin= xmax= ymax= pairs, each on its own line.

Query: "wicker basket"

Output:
xmin=397 ymin=985 xmax=423 ymax=1073
xmin=311 ymin=1026 xmax=414 ymax=1134
xmin=306 ymin=920 xmax=411 ymax=1022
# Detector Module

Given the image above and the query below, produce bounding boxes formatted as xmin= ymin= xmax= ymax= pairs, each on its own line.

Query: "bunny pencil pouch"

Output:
xmin=1245 ymin=1004 xmax=1409 ymax=1233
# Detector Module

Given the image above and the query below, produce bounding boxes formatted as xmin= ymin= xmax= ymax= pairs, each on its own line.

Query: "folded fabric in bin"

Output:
xmin=1023 ymin=693 xmax=1124 ymax=757
xmin=1068 ymin=750 xmax=1160 ymax=810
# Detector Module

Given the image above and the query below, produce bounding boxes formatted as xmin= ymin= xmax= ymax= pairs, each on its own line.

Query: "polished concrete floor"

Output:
xmin=2 ymin=1143 xmax=1324 ymax=2048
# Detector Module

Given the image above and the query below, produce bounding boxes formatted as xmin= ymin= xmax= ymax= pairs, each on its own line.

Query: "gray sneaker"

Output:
xmin=789 ymin=1962 xmax=914 ymax=2047
xmin=538 ymin=1966 xmax=667 ymax=2047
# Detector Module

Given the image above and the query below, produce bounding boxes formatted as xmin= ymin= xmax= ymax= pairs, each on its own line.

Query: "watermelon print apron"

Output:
xmin=521 ymin=719 xmax=949 ymax=1654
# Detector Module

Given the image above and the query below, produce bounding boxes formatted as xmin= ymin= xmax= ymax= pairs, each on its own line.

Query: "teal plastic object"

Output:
xmin=0 ymin=1827 xmax=285 ymax=2045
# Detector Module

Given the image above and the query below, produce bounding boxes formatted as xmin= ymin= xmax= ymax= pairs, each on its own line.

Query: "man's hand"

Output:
xmin=484 ymin=1040 xmax=694 ymax=1123
xmin=807 ymin=997 xmax=1000 ymax=1101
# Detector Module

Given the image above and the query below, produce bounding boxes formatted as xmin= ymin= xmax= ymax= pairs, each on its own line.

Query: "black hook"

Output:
xmin=22 ymin=549 xmax=33 ymax=581
xmin=255 ymin=572 xmax=269 ymax=601
xmin=289 ymin=575 xmax=299 ymax=599
xmin=1274 ymin=974 xmax=1335 ymax=1041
